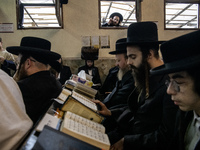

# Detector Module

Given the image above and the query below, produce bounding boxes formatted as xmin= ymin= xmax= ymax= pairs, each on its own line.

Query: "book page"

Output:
xmin=61 ymin=96 xmax=104 ymax=123
xmin=60 ymin=118 xmax=110 ymax=150
xmin=65 ymin=111 xmax=105 ymax=133
xmin=58 ymin=88 xmax=72 ymax=102
xmin=72 ymin=91 xmax=97 ymax=112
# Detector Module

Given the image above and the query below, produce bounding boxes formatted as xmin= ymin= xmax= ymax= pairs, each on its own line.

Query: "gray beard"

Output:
xmin=117 ymin=67 xmax=130 ymax=81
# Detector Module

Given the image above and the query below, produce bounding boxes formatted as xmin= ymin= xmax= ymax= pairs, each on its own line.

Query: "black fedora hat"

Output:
xmin=151 ymin=30 xmax=200 ymax=75
xmin=7 ymin=36 xmax=61 ymax=64
xmin=121 ymin=22 xmax=164 ymax=46
xmin=110 ymin=12 xmax=123 ymax=23
xmin=109 ymin=38 xmax=127 ymax=55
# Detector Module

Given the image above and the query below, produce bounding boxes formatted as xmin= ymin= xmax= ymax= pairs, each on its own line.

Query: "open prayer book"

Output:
xmin=60 ymin=111 xmax=110 ymax=150
xmin=61 ymin=95 xmax=104 ymax=123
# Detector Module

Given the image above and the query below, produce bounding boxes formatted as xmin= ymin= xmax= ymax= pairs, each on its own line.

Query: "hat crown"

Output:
xmin=116 ymin=38 xmax=127 ymax=51
xmin=109 ymin=38 xmax=127 ymax=55
xmin=127 ymin=22 xmax=159 ymax=43
xmin=161 ymin=30 xmax=200 ymax=64
xmin=20 ymin=36 xmax=51 ymax=51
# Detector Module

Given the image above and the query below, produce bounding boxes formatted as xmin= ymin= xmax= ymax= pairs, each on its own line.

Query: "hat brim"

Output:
xmin=118 ymin=41 xmax=165 ymax=46
xmin=151 ymin=55 xmax=200 ymax=76
xmin=7 ymin=46 xmax=61 ymax=63
xmin=109 ymin=50 xmax=127 ymax=55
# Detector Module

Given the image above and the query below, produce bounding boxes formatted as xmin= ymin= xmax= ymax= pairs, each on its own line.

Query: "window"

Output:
xmin=165 ymin=0 xmax=199 ymax=29
xmin=99 ymin=0 xmax=139 ymax=29
xmin=16 ymin=0 xmax=63 ymax=29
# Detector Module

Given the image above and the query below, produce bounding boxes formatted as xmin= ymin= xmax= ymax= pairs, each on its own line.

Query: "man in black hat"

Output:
xmin=102 ymin=38 xmax=134 ymax=109
xmin=100 ymin=38 xmax=135 ymax=133
xmin=151 ymin=30 xmax=200 ymax=150
xmin=78 ymin=47 xmax=101 ymax=90
xmin=7 ymin=36 xmax=62 ymax=125
xmin=94 ymin=22 xmax=178 ymax=150
xmin=102 ymin=12 xmax=123 ymax=27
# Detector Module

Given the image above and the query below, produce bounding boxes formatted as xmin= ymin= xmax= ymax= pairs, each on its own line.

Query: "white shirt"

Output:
xmin=0 ymin=70 xmax=33 ymax=150
xmin=185 ymin=111 xmax=200 ymax=150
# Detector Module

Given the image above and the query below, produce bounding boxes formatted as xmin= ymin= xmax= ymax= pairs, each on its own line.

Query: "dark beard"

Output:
xmin=131 ymin=61 xmax=149 ymax=94
xmin=13 ymin=63 xmax=28 ymax=82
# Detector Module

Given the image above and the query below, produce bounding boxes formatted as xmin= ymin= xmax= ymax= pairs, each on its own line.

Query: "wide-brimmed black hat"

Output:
xmin=7 ymin=36 xmax=61 ymax=64
xmin=109 ymin=38 xmax=127 ymax=55
xmin=151 ymin=30 xmax=200 ymax=75
xmin=81 ymin=47 xmax=99 ymax=60
xmin=119 ymin=22 xmax=164 ymax=46
xmin=110 ymin=12 xmax=123 ymax=23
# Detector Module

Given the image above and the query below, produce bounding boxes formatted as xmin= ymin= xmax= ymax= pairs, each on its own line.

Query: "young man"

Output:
xmin=94 ymin=22 xmax=178 ymax=150
xmin=102 ymin=38 xmax=135 ymax=109
xmin=102 ymin=12 xmax=123 ymax=27
xmin=7 ymin=36 xmax=62 ymax=125
xmin=151 ymin=30 xmax=200 ymax=150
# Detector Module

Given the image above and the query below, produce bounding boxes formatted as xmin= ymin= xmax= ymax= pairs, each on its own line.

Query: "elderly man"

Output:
xmin=151 ymin=30 xmax=200 ymax=150
xmin=94 ymin=22 xmax=178 ymax=150
xmin=102 ymin=38 xmax=134 ymax=109
xmin=7 ymin=36 xmax=62 ymax=125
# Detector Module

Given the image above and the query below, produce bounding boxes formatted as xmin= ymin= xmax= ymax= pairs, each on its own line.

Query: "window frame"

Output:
xmin=98 ymin=0 xmax=141 ymax=29
xmin=164 ymin=0 xmax=200 ymax=30
xmin=16 ymin=0 xmax=63 ymax=29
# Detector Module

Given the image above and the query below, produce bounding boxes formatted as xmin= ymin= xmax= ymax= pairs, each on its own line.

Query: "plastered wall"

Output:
xmin=0 ymin=0 xmax=198 ymax=82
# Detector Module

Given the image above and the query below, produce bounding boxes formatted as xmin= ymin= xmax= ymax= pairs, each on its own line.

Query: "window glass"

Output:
xmin=165 ymin=2 xmax=199 ymax=29
xmin=100 ymin=1 xmax=137 ymax=28
xmin=17 ymin=0 xmax=62 ymax=29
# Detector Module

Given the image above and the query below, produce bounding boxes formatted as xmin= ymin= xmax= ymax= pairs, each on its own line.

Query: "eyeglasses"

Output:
xmin=165 ymin=80 xmax=180 ymax=93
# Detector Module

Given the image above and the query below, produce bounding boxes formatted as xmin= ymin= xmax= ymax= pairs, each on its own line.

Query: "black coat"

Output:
xmin=99 ymin=66 xmax=119 ymax=96
xmin=169 ymin=110 xmax=200 ymax=150
xmin=108 ymin=74 xmax=179 ymax=150
xmin=58 ymin=65 xmax=72 ymax=85
xmin=17 ymin=71 xmax=62 ymax=125
xmin=102 ymin=70 xmax=135 ymax=109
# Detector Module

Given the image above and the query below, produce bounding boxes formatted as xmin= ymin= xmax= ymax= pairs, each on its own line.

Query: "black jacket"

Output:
xmin=102 ymin=70 xmax=135 ymax=109
xmin=99 ymin=66 xmax=119 ymax=96
xmin=59 ymin=65 xmax=72 ymax=85
xmin=17 ymin=71 xmax=62 ymax=125
xmin=108 ymin=74 xmax=178 ymax=150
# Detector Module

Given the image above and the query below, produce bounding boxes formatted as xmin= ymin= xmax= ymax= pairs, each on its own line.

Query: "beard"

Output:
xmin=13 ymin=63 xmax=28 ymax=82
xmin=117 ymin=66 xmax=130 ymax=81
xmin=130 ymin=60 xmax=150 ymax=94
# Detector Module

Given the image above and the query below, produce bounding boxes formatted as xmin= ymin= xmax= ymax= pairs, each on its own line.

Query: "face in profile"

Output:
xmin=127 ymin=45 xmax=147 ymax=91
xmin=167 ymin=71 xmax=200 ymax=113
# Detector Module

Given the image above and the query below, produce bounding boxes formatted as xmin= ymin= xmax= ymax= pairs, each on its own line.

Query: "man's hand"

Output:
xmin=92 ymin=100 xmax=112 ymax=116
xmin=110 ymin=138 xmax=124 ymax=150
xmin=108 ymin=18 xmax=114 ymax=25
xmin=0 ymin=56 xmax=5 ymax=64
